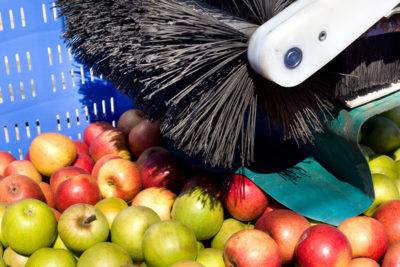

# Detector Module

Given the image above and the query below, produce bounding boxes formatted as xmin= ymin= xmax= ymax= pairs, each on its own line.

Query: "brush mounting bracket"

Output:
xmin=247 ymin=0 xmax=400 ymax=88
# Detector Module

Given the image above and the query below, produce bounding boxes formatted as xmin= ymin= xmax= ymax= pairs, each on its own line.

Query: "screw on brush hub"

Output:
xmin=284 ymin=47 xmax=302 ymax=69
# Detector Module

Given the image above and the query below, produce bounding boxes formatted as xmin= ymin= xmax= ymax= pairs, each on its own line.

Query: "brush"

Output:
xmin=55 ymin=0 xmax=400 ymax=170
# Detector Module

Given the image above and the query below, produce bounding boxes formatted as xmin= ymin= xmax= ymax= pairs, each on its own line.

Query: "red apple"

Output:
xmin=180 ymin=175 xmax=221 ymax=198
xmin=89 ymin=128 xmax=131 ymax=162
xmin=348 ymin=257 xmax=380 ymax=267
xmin=49 ymin=166 xmax=89 ymax=194
xmin=72 ymin=140 xmax=89 ymax=155
xmin=128 ymin=119 xmax=161 ymax=158
xmin=224 ymin=229 xmax=281 ymax=267
xmin=295 ymin=224 xmax=352 ymax=267
xmin=374 ymin=199 xmax=400 ymax=244
xmin=24 ymin=151 xmax=30 ymax=161
xmin=91 ymin=154 xmax=122 ymax=180
xmin=136 ymin=146 xmax=168 ymax=170
xmin=29 ymin=132 xmax=77 ymax=177
xmin=117 ymin=108 xmax=145 ymax=137
xmin=55 ymin=173 xmax=101 ymax=212
xmin=221 ymin=174 xmax=269 ymax=222
xmin=140 ymin=151 xmax=187 ymax=191
xmin=263 ymin=198 xmax=288 ymax=214
xmin=131 ymin=187 xmax=176 ymax=220
xmin=96 ymin=158 xmax=142 ymax=202
xmin=37 ymin=181 xmax=56 ymax=208
xmin=0 ymin=151 xmax=16 ymax=176
xmin=338 ymin=216 xmax=388 ymax=260
xmin=255 ymin=209 xmax=311 ymax=264
xmin=4 ymin=160 xmax=42 ymax=182
xmin=51 ymin=208 xmax=61 ymax=222
xmin=382 ymin=241 xmax=400 ymax=267
xmin=0 ymin=174 xmax=45 ymax=204
xmin=71 ymin=153 xmax=95 ymax=173
xmin=83 ymin=121 xmax=114 ymax=146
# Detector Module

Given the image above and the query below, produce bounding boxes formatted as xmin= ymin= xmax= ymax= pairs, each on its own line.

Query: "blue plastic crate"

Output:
xmin=0 ymin=0 xmax=134 ymax=159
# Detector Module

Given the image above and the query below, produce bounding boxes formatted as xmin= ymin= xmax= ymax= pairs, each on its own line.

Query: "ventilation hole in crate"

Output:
xmin=112 ymin=120 xmax=116 ymax=127
xmin=42 ymin=4 xmax=47 ymax=23
xmin=80 ymin=66 xmax=85 ymax=84
xmin=71 ymin=69 xmax=75 ymax=87
xmin=78 ymin=133 xmax=82 ymax=141
xmin=8 ymin=84 xmax=14 ymax=102
xmin=57 ymin=45 xmax=62 ymax=63
xmin=61 ymin=72 xmax=66 ymax=89
xmin=84 ymin=106 xmax=89 ymax=122
xmin=3 ymin=126 xmax=9 ymax=143
xmin=51 ymin=74 xmax=56 ymax=92
xmin=20 ymin=8 xmax=26 ymax=27
xmin=68 ymin=48 xmax=72 ymax=61
xmin=66 ymin=112 xmax=71 ymax=128
xmin=4 ymin=56 xmax=10 ymax=75
xmin=102 ymin=99 xmax=106 ymax=116
xmin=110 ymin=97 xmax=115 ymax=113
xmin=75 ymin=108 xmax=80 ymax=125
xmin=14 ymin=124 xmax=20 ymax=141
xmin=93 ymin=102 xmax=98 ymax=120
xmin=18 ymin=149 xmax=23 ymax=160
xmin=56 ymin=114 xmax=61 ymax=131
xmin=0 ymin=87 xmax=3 ymax=104
xmin=0 ymin=12 xmax=3 ymax=31
xmin=15 ymin=54 xmax=21 ymax=72
xmin=48 ymin=47 xmax=53 ymax=66
xmin=25 ymin=122 xmax=31 ymax=139
xmin=9 ymin=10 xmax=14 ymax=29
xmin=26 ymin=52 xmax=32 ymax=70
xmin=31 ymin=79 xmax=36 ymax=97
xmin=20 ymin=82 xmax=25 ymax=99
xmin=36 ymin=120 xmax=41 ymax=135
xmin=90 ymin=68 xmax=94 ymax=82
xmin=52 ymin=2 xmax=57 ymax=20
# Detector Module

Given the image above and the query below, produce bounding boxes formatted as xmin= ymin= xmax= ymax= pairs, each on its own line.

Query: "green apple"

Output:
xmin=197 ymin=241 xmax=205 ymax=252
xmin=359 ymin=144 xmax=375 ymax=161
xmin=142 ymin=220 xmax=198 ymax=267
xmin=364 ymin=173 xmax=400 ymax=217
xmin=25 ymin=248 xmax=76 ymax=267
xmin=171 ymin=187 xmax=224 ymax=240
xmin=196 ymin=248 xmax=224 ymax=267
xmin=369 ymin=154 xmax=399 ymax=180
xmin=2 ymin=199 xmax=57 ymax=255
xmin=0 ymin=203 xmax=9 ymax=248
xmin=3 ymin=247 xmax=29 ymax=267
xmin=391 ymin=148 xmax=400 ymax=161
xmin=170 ymin=261 xmax=205 ymax=267
xmin=58 ymin=203 xmax=109 ymax=253
xmin=77 ymin=242 xmax=133 ymax=267
xmin=361 ymin=116 xmax=400 ymax=154
xmin=211 ymin=218 xmax=252 ymax=250
xmin=95 ymin=197 xmax=128 ymax=228
xmin=111 ymin=206 xmax=160 ymax=261
xmin=381 ymin=106 xmax=400 ymax=128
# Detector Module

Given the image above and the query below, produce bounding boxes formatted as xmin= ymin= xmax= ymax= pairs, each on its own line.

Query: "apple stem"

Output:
xmin=84 ymin=214 xmax=97 ymax=224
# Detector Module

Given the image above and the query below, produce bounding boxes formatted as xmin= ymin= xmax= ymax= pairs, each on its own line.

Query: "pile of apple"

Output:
xmin=1 ymin=108 xmax=400 ymax=267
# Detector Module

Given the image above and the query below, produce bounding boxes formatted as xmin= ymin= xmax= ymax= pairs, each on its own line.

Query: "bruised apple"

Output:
xmin=89 ymin=128 xmax=131 ymax=162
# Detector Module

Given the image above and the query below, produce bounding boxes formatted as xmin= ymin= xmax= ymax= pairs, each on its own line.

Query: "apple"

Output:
xmin=0 ymin=203 xmax=9 ymax=247
xmin=363 ymin=173 xmax=400 ymax=217
xmin=3 ymin=160 xmax=42 ymax=182
xmin=96 ymin=158 xmax=142 ymax=202
xmin=51 ymin=207 xmax=61 ymax=222
xmin=263 ymin=198 xmax=288 ymax=214
xmin=171 ymin=187 xmax=224 ymax=241
xmin=381 ymin=105 xmax=400 ymax=128
xmin=196 ymin=248 xmax=224 ymax=267
xmin=2 ymin=198 xmax=57 ymax=255
xmin=71 ymin=153 xmax=95 ymax=173
xmin=180 ymin=175 xmax=221 ymax=197
xmin=83 ymin=121 xmax=114 ymax=146
xmin=136 ymin=146 xmax=168 ymax=170
xmin=3 ymin=247 xmax=29 ymax=267
xmin=374 ymin=199 xmax=400 ymax=244
xmin=29 ymin=132 xmax=77 ymax=177
xmin=211 ymin=218 xmax=253 ymax=250
xmin=91 ymin=154 xmax=122 ymax=180
xmin=348 ymin=257 xmax=380 ymax=267
xmin=338 ymin=216 xmax=388 ymax=260
xmin=77 ymin=242 xmax=133 ymax=267
xmin=142 ymin=220 xmax=198 ymax=267
xmin=89 ymin=128 xmax=131 ymax=161
xmin=0 ymin=174 xmax=45 ymax=204
xmin=37 ymin=181 xmax=56 ymax=208
xmin=57 ymin=203 xmax=109 ymax=253
xmin=128 ymin=119 xmax=161 ymax=158
xmin=25 ymin=247 xmax=76 ymax=267
xmin=221 ymin=174 xmax=269 ymax=222
xmin=95 ymin=197 xmax=128 ymax=228
xmin=369 ymin=154 xmax=399 ymax=181
xmin=131 ymin=187 xmax=176 ymax=220
xmin=72 ymin=140 xmax=89 ymax=155
xmin=295 ymin=224 xmax=352 ymax=267
xmin=0 ymin=151 xmax=16 ymax=176
xmin=170 ymin=261 xmax=205 ymax=267
xmin=224 ymin=229 xmax=281 ymax=267
xmin=55 ymin=173 xmax=101 ymax=212
xmin=140 ymin=151 xmax=187 ymax=190
xmin=49 ymin=166 xmax=89 ymax=194
xmin=382 ymin=241 xmax=400 ymax=267
xmin=117 ymin=108 xmax=146 ymax=137
xmin=254 ymin=209 xmax=311 ymax=264
xmin=111 ymin=206 xmax=161 ymax=261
